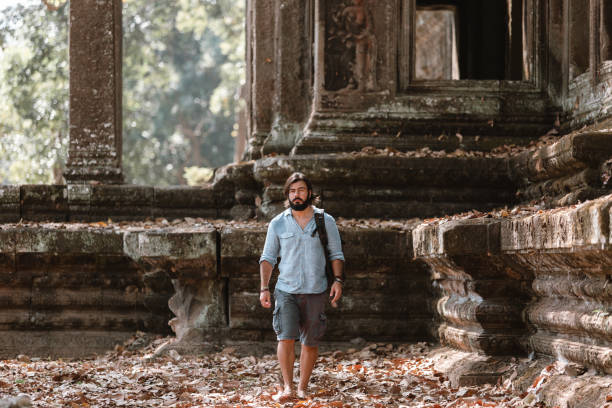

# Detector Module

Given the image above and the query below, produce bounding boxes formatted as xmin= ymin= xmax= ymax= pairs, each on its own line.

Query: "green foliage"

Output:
xmin=0 ymin=1 xmax=69 ymax=184
xmin=0 ymin=0 xmax=244 ymax=185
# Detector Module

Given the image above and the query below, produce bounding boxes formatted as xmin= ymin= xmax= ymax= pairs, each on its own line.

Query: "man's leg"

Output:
xmin=298 ymin=344 xmax=318 ymax=396
xmin=277 ymin=339 xmax=295 ymax=394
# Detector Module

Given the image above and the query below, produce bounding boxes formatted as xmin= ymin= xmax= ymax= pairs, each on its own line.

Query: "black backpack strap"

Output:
xmin=314 ymin=212 xmax=329 ymax=256
xmin=313 ymin=211 xmax=334 ymax=285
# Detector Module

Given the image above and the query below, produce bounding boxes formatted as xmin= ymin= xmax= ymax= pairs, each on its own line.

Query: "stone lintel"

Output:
xmin=66 ymin=0 xmax=123 ymax=184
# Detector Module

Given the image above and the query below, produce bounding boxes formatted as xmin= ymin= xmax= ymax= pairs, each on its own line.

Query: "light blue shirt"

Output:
xmin=259 ymin=207 xmax=345 ymax=294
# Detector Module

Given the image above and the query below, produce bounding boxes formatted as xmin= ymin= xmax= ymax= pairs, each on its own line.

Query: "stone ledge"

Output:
xmin=413 ymin=219 xmax=501 ymax=258
xmin=510 ymin=131 xmax=612 ymax=206
xmin=255 ymin=154 xmax=512 ymax=188
xmin=510 ymin=131 xmax=612 ymax=182
xmin=0 ymin=330 xmax=135 ymax=359
xmin=500 ymin=194 xmax=612 ymax=251
xmin=531 ymin=332 xmax=612 ymax=374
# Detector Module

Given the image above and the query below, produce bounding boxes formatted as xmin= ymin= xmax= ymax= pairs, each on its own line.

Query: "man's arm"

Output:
xmin=325 ymin=215 xmax=345 ymax=307
xmin=259 ymin=222 xmax=279 ymax=309
xmin=259 ymin=260 xmax=274 ymax=308
xmin=329 ymin=259 xmax=344 ymax=307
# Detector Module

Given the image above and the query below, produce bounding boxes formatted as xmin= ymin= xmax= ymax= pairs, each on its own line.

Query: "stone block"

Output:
xmin=530 ymin=332 xmax=612 ymax=374
xmin=31 ymin=254 xmax=98 ymax=289
xmin=0 ymin=330 xmax=134 ymax=358
xmin=220 ymin=226 xmax=267 ymax=259
xmin=88 ymin=185 xmax=153 ymax=220
xmin=0 ymin=288 xmax=30 ymax=308
xmin=14 ymin=228 xmax=123 ymax=254
xmin=326 ymin=317 xmax=433 ymax=342
xmin=152 ymin=186 xmax=217 ymax=219
xmin=0 ymin=230 xmax=15 ymax=254
xmin=168 ymin=278 xmax=227 ymax=342
xmin=341 ymin=228 xmax=411 ymax=259
xmin=0 ymin=310 xmax=32 ymax=330
xmin=31 ymin=288 xmax=103 ymax=308
xmin=413 ymin=219 xmax=501 ymax=258
xmin=526 ymin=298 xmax=612 ymax=340
xmin=0 ymin=185 xmax=20 ymax=222
xmin=21 ymin=185 xmax=68 ymax=222
xmin=438 ymin=324 xmax=525 ymax=355
xmin=229 ymin=204 xmax=256 ymax=221
xmin=123 ymin=228 xmax=217 ymax=279
xmin=510 ymin=132 xmax=612 ymax=183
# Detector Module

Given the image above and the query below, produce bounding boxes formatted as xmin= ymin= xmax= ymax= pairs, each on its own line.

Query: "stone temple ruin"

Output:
xmin=1 ymin=0 xmax=612 ymax=406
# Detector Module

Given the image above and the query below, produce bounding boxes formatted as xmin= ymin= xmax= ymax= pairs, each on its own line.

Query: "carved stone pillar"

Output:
xmin=65 ymin=0 xmax=123 ymax=184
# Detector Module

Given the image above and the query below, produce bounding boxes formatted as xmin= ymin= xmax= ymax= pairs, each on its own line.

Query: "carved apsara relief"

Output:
xmin=325 ymin=0 xmax=377 ymax=92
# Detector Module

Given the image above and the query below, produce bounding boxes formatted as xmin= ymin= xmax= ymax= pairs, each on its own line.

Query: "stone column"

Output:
xmin=65 ymin=0 xmax=123 ymax=184
xmin=246 ymin=0 xmax=275 ymax=159
xmin=601 ymin=0 xmax=612 ymax=61
xmin=263 ymin=0 xmax=310 ymax=155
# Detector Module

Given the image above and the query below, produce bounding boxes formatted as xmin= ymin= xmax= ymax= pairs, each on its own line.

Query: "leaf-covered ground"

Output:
xmin=0 ymin=335 xmax=556 ymax=408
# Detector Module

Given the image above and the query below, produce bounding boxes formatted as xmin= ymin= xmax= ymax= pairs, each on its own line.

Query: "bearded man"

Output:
xmin=259 ymin=172 xmax=345 ymax=399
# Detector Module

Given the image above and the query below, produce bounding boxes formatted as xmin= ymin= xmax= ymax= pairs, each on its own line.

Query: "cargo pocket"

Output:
xmin=314 ymin=312 xmax=327 ymax=341
xmin=272 ymin=305 xmax=282 ymax=335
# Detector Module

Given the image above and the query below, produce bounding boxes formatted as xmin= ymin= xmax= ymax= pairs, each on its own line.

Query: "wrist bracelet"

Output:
xmin=260 ymin=287 xmax=270 ymax=293
xmin=333 ymin=277 xmax=344 ymax=285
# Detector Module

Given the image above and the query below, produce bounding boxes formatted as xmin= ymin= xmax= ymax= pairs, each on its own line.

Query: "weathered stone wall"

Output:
xmin=0 ymin=220 xmax=434 ymax=357
xmin=0 ymin=226 xmax=172 ymax=358
xmin=413 ymin=194 xmax=612 ymax=374
xmin=220 ymin=222 xmax=434 ymax=343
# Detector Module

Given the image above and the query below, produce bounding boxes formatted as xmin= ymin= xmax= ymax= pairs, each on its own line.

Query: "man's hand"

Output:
xmin=260 ymin=290 xmax=272 ymax=308
xmin=329 ymin=281 xmax=343 ymax=308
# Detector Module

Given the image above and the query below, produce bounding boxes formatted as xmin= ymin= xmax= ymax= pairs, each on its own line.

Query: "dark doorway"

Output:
xmin=415 ymin=0 xmax=519 ymax=80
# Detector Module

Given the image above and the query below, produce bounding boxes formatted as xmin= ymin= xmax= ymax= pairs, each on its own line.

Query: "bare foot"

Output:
xmin=273 ymin=386 xmax=294 ymax=402
xmin=297 ymin=389 xmax=308 ymax=399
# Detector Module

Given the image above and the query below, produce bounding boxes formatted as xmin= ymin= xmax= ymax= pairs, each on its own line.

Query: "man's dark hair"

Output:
xmin=283 ymin=172 xmax=320 ymax=208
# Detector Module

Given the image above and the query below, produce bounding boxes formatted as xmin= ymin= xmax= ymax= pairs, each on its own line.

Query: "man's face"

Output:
xmin=288 ymin=180 xmax=310 ymax=207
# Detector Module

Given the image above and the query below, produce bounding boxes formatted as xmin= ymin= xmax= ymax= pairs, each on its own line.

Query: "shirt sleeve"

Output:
xmin=325 ymin=214 xmax=345 ymax=262
xmin=259 ymin=221 xmax=280 ymax=266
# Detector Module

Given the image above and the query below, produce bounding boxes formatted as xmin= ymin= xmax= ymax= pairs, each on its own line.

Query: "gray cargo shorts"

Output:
xmin=272 ymin=288 xmax=328 ymax=347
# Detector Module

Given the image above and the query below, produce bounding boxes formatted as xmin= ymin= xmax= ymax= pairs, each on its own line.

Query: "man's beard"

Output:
xmin=289 ymin=198 xmax=310 ymax=211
